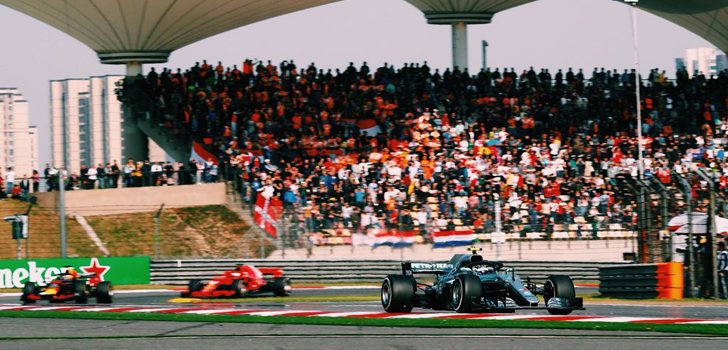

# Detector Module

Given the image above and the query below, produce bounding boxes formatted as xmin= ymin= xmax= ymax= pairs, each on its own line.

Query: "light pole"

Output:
xmin=626 ymin=0 xmax=645 ymax=180
xmin=59 ymin=166 xmax=67 ymax=258
xmin=482 ymin=40 xmax=489 ymax=70
xmin=625 ymin=0 xmax=648 ymax=263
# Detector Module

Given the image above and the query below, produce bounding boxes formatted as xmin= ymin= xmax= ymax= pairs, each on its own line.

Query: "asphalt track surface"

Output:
xmin=1 ymin=287 xmax=727 ymax=349
xmin=3 ymin=286 xmax=725 ymax=319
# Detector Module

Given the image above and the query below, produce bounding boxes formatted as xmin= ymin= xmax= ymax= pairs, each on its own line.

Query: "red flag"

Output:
xmin=253 ymin=193 xmax=281 ymax=238
xmin=190 ymin=141 xmax=218 ymax=165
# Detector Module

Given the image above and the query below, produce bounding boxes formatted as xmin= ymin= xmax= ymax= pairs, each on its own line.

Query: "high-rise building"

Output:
xmin=50 ymin=75 xmax=167 ymax=175
xmin=0 ymin=88 xmax=38 ymax=179
xmin=682 ymin=48 xmax=727 ymax=77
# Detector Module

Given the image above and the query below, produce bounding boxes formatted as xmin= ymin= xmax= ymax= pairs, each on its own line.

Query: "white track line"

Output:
xmin=183 ymin=308 xmax=244 ymax=315
xmin=246 ymin=310 xmax=315 ymax=316
xmin=313 ymin=311 xmax=378 ymax=317
xmin=126 ymin=308 xmax=180 ymax=313
xmin=679 ymin=320 xmax=728 ymax=324
xmin=0 ymin=305 xmax=33 ymax=311
xmin=24 ymin=306 xmax=83 ymax=311
xmin=74 ymin=307 xmax=121 ymax=312
xmin=387 ymin=313 xmax=453 ymax=319
xmin=571 ymin=317 xmax=661 ymax=323
xmin=472 ymin=315 xmax=549 ymax=320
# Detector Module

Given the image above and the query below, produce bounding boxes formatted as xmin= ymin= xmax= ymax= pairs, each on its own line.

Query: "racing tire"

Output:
xmin=20 ymin=282 xmax=36 ymax=304
xmin=73 ymin=280 xmax=88 ymax=304
xmin=182 ymin=279 xmax=205 ymax=296
xmin=231 ymin=279 xmax=246 ymax=298
xmin=544 ymin=275 xmax=576 ymax=315
xmin=96 ymin=281 xmax=113 ymax=304
xmin=381 ymin=275 xmax=415 ymax=313
xmin=272 ymin=277 xmax=292 ymax=296
xmin=451 ymin=275 xmax=482 ymax=313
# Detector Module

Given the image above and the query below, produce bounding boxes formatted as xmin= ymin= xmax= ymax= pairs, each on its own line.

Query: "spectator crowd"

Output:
xmin=7 ymin=59 xmax=728 ymax=243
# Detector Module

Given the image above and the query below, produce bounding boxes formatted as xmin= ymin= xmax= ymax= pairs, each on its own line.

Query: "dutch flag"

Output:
xmin=371 ymin=230 xmax=417 ymax=249
xmin=432 ymin=229 xmax=477 ymax=248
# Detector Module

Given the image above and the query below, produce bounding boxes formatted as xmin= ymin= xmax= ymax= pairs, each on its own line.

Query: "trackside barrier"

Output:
xmin=0 ymin=257 xmax=150 ymax=288
xmin=149 ymin=259 xmax=632 ymax=285
xmin=598 ymin=262 xmax=683 ymax=299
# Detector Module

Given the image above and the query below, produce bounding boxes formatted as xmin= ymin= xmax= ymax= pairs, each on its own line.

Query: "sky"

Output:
xmin=0 ymin=0 xmax=719 ymax=167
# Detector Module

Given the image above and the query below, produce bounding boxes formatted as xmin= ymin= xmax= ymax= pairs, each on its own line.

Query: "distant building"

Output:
xmin=717 ymin=54 xmax=728 ymax=72
xmin=0 ymin=88 xmax=38 ymax=179
xmin=674 ymin=58 xmax=685 ymax=72
xmin=682 ymin=48 xmax=727 ymax=77
xmin=50 ymin=76 xmax=167 ymax=175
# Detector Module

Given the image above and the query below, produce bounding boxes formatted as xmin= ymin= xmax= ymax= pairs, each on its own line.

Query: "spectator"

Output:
xmin=4 ymin=167 xmax=14 ymax=196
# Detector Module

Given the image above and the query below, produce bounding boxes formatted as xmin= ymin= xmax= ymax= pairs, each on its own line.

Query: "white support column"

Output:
xmin=126 ymin=62 xmax=143 ymax=77
xmin=451 ymin=21 xmax=468 ymax=71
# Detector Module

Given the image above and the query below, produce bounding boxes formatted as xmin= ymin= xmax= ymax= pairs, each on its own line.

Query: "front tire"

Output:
xmin=544 ymin=275 xmax=576 ymax=315
xmin=73 ymin=280 xmax=88 ymax=304
xmin=381 ymin=275 xmax=415 ymax=313
xmin=451 ymin=275 xmax=482 ymax=313
xmin=20 ymin=282 xmax=36 ymax=304
xmin=96 ymin=281 xmax=113 ymax=303
xmin=272 ymin=277 xmax=292 ymax=296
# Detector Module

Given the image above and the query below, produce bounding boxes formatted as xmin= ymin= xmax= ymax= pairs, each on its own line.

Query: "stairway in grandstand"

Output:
xmin=134 ymin=111 xmax=193 ymax=163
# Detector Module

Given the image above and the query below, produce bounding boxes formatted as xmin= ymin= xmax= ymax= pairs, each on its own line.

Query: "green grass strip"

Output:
xmin=0 ymin=310 xmax=726 ymax=336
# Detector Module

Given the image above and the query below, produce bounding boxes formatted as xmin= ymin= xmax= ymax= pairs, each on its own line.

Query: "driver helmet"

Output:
xmin=62 ymin=266 xmax=77 ymax=277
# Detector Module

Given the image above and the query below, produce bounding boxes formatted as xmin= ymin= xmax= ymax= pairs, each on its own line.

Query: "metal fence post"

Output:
xmin=696 ymin=168 xmax=719 ymax=298
xmin=154 ymin=203 xmax=165 ymax=259
xmin=673 ymin=171 xmax=695 ymax=298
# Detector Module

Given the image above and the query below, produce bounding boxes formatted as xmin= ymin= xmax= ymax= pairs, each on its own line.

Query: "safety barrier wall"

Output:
xmin=150 ymin=259 xmax=632 ymax=285
xmin=0 ymin=256 xmax=150 ymax=288
xmin=598 ymin=262 xmax=684 ymax=299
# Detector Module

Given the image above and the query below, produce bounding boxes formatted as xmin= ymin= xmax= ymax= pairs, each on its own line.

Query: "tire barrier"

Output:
xmin=598 ymin=262 xmax=684 ymax=299
xmin=150 ymin=259 xmax=632 ymax=285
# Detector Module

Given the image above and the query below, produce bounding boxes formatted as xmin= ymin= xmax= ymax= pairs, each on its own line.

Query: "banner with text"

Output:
xmin=0 ymin=256 xmax=150 ymax=288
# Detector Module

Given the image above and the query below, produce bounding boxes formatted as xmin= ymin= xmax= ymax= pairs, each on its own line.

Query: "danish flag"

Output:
xmin=253 ymin=193 xmax=282 ymax=238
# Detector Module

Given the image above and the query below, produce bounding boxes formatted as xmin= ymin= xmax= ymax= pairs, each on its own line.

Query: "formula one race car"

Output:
xmin=20 ymin=266 xmax=113 ymax=304
xmin=180 ymin=264 xmax=292 ymax=298
xmin=381 ymin=250 xmax=584 ymax=314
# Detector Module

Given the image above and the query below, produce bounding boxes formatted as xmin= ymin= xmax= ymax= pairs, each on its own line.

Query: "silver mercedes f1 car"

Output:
xmin=381 ymin=251 xmax=585 ymax=314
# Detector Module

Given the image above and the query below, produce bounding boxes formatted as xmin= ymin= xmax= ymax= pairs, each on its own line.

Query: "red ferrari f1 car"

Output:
xmin=20 ymin=266 xmax=113 ymax=304
xmin=181 ymin=264 xmax=292 ymax=298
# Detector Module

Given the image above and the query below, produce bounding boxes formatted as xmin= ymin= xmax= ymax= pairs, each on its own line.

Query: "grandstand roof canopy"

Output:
xmin=0 ymin=0 xmax=726 ymax=64
xmin=0 ymin=0 xmax=341 ymax=64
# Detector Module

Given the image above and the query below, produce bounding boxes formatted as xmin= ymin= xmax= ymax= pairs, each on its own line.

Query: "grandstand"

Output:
xmin=115 ymin=60 xmax=727 ymax=264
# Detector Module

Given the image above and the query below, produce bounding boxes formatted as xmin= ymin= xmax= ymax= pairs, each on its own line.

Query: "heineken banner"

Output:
xmin=0 ymin=256 xmax=150 ymax=288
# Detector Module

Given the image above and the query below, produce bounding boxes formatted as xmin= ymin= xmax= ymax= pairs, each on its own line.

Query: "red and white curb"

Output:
xmin=1 ymin=304 xmax=727 ymax=325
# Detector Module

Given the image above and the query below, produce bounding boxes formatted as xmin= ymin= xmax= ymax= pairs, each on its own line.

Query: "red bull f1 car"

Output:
xmin=381 ymin=251 xmax=584 ymax=314
xmin=181 ymin=264 xmax=292 ymax=298
xmin=20 ymin=266 xmax=113 ymax=304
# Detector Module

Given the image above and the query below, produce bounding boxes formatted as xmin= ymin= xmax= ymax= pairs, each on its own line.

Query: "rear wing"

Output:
xmin=401 ymin=262 xmax=452 ymax=275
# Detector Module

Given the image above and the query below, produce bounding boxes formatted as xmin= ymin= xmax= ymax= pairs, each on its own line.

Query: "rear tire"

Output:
xmin=544 ymin=275 xmax=575 ymax=315
xmin=381 ymin=275 xmax=415 ymax=313
xmin=73 ymin=280 xmax=88 ymax=304
xmin=451 ymin=275 xmax=482 ymax=313
xmin=96 ymin=281 xmax=113 ymax=303
xmin=272 ymin=277 xmax=291 ymax=296
xmin=20 ymin=282 xmax=36 ymax=304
